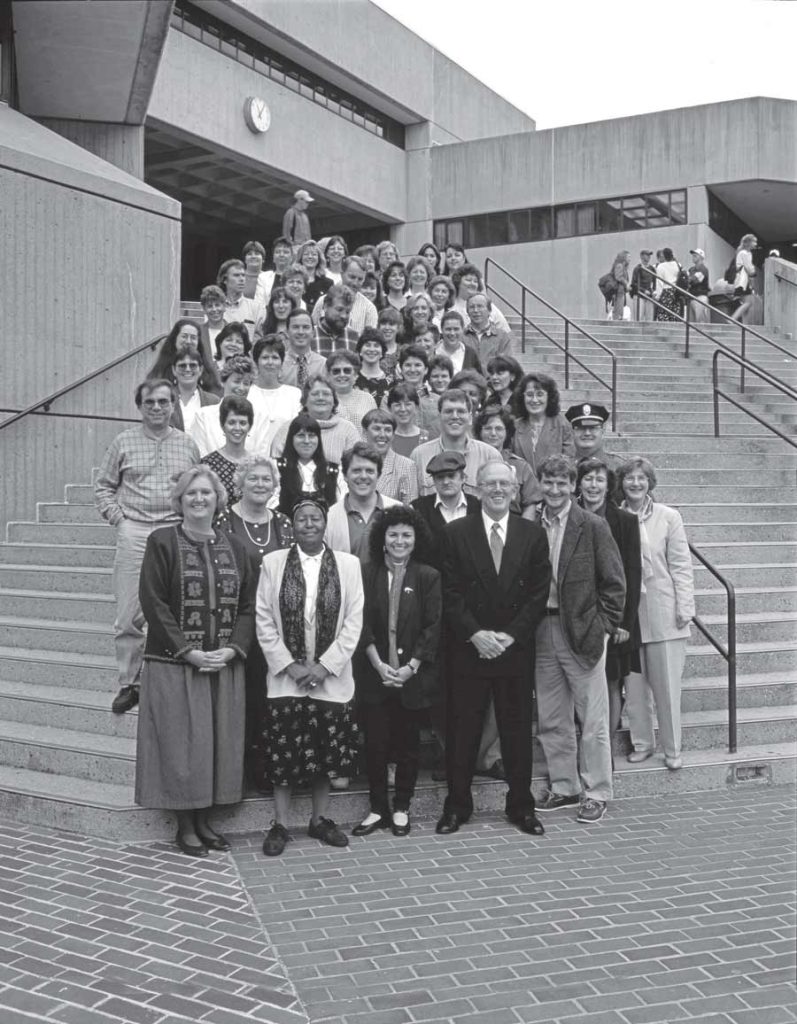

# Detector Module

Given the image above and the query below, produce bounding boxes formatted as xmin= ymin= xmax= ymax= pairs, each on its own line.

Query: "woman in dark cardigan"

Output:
xmin=576 ymin=456 xmax=642 ymax=737
xmin=135 ymin=466 xmax=255 ymax=857
xmin=352 ymin=506 xmax=442 ymax=838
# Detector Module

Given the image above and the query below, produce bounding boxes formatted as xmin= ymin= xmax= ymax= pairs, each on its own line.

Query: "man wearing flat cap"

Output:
xmin=411 ymin=452 xmax=481 ymax=571
xmin=629 ymin=250 xmax=656 ymax=320
xmin=282 ymin=189 xmax=314 ymax=252
xmin=565 ymin=403 xmax=621 ymax=470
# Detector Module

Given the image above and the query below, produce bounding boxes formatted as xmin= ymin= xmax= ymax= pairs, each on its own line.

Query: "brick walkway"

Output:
xmin=0 ymin=786 xmax=794 ymax=1024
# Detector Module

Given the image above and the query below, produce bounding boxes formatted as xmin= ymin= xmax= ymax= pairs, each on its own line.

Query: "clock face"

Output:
xmin=244 ymin=96 xmax=271 ymax=134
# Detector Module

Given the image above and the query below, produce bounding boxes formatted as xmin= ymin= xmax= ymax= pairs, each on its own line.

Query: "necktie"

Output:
xmin=490 ymin=522 xmax=503 ymax=573
xmin=297 ymin=354 xmax=308 ymax=387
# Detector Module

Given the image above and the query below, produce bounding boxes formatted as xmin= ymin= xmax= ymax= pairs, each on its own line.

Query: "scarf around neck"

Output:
xmin=279 ymin=544 xmax=341 ymax=663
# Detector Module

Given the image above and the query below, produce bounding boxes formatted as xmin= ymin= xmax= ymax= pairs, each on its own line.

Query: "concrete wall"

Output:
xmin=476 ymin=221 xmax=737 ymax=320
xmin=430 ymin=98 xmax=797 ymax=217
xmin=0 ymin=108 xmax=180 ymax=526
xmin=764 ymin=257 xmax=797 ymax=339
xmin=150 ymin=29 xmax=407 ymax=221
xmin=225 ymin=0 xmax=534 ymax=141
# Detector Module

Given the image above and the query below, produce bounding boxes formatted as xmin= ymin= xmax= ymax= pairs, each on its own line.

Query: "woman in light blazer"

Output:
xmin=256 ymin=496 xmax=364 ymax=856
xmin=618 ymin=457 xmax=695 ymax=770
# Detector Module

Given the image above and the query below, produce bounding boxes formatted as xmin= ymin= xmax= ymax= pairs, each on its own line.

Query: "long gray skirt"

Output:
xmin=135 ymin=659 xmax=246 ymax=810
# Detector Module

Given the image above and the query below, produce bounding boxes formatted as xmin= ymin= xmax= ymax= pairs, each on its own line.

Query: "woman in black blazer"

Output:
xmin=353 ymin=506 xmax=442 ymax=837
xmin=576 ymin=456 xmax=642 ymax=736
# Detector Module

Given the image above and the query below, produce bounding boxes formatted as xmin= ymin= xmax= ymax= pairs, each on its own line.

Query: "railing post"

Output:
xmin=611 ymin=358 xmax=617 ymax=431
xmin=684 ymin=297 xmax=690 ymax=359
xmin=713 ymin=352 xmax=720 ymax=437
xmin=564 ymin=320 xmax=570 ymax=390
xmin=740 ymin=328 xmax=746 ymax=393
xmin=521 ymin=289 xmax=526 ymax=354
xmin=727 ymin=588 xmax=737 ymax=754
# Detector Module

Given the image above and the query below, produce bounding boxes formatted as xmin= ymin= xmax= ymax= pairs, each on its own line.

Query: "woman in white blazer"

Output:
xmin=619 ymin=458 xmax=695 ymax=769
xmin=256 ymin=496 xmax=364 ymax=856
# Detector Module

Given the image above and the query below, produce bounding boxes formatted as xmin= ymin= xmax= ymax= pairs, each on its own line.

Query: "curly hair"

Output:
xmin=511 ymin=372 xmax=561 ymax=420
xmin=367 ymin=504 xmax=434 ymax=567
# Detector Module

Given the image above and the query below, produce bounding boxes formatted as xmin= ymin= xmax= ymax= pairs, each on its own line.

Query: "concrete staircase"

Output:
xmin=0 ymin=315 xmax=794 ymax=840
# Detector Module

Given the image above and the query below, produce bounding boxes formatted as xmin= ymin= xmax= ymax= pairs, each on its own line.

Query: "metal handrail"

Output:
xmin=0 ymin=333 xmax=165 ymax=433
xmin=689 ymin=542 xmax=737 ymax=754
xmin=774 ymin=272 xmax=797 ymax=290
xmin=712 ymin=349 xmax=797 ymax=449
xmin=484 ymin=258 xmax=618 ymax=431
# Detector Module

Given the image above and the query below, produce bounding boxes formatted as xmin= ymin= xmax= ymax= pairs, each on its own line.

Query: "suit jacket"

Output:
xmin=411 ymin=493 xmax=481 ymax=570
xmin=553 ymin=503 xmax=626 ymax=666
xmin=604 ymin=501 xmax=642 ymax=651
xmin=634 ymin=502 xmax=695 ymax=643
xmin=511 ymin=414 xmax=575 ymax=476
xmin=170 ymin=389 xmax=220 ymax=432
xmin=355 ymin=560 xmax=442 ymax=709
xmin=442 ymin=513 xmax=551 ymax=678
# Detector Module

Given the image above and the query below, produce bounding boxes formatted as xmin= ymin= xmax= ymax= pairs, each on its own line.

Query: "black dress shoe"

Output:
xmin=510 ymin=813 xmax=545 ymax=836
xmin=435 ymin=811 xmax=462 ymax=835
xmin=176 ymin=831 xmax=208 ymax=857
xmin=391 ymin=812 xmax=411 ymax=837
xmin=351 ymin=816 xmax=390 ymax=837
xmin=111 ymin=685 xmax=139 ymax=714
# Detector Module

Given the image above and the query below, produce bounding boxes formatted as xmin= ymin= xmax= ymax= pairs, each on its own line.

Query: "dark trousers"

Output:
xmin=244 ymin=643 xmax=268 ymax=784
xmin=361 ymin=694 xmax=422 ymax=817
xmin=444 ymin=672 xmax=534 ymax=820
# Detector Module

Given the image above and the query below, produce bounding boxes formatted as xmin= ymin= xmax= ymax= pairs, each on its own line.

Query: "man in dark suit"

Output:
xmin=411 ymin=452 xmax=480 ymax=570
xmin=534 ymin=454 xmax=626 ymax=825
xmin=436 ymin=460 xmax=551 ymax=837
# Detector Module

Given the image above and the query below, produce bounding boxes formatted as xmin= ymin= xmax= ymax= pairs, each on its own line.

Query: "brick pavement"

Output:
xmin=0 ymin=786 xmax=793 ymax=1024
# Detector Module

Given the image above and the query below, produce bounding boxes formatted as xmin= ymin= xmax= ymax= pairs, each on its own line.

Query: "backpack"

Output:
xmin=675 ymin=266 xmax=689 ymax=291
xmin=723 ymin=255 xmax=738 ymax=284
xmin=598 ymin=273 xmax=617 ymax=299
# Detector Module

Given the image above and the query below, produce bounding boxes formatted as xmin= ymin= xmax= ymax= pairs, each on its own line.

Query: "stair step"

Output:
xmin=0 ymin=543 xmax=115 ymax=567
xmin=682 ymin=671 xmax=797 ymax=712
xmin=37 ymin=503 xmax=105 ymax=524
xmin=0 ymin=617 xmax=112 ymax=656
xmin=687 ymin=523 xmax=797 ymax=543
xmin=64 ymin=484 xmax=95 ymax=503
xmin=678 ymin=503 xmax=797 ymax=524
xmin=0 ymin=680 xmax=135 ymax=736
xmin=0 ymin=590 xmax=115 ymax=623
xmin=695 ymin=610 xmax=797 ymax=644
xmin=691 ymin=563 xmax=797 ymax=588
xmin=0 ymin=721 xmax=134 ymax=784
xmin=685 ymin=638 xmax=797 ymax=676
xmin=0 ymin=564 xmax=112 ymax=594
xmin=695 ymin=585 xmax=797 ymax=614
xmin=0 ymin=741 xmax=794 ymax=839
xmin=7 ymin=522 xmax=114 ymax=545
xmin=0 ymin=646 xmax=117 ymax=690
xmin=686 ymin=540 xmax=797 ymax=563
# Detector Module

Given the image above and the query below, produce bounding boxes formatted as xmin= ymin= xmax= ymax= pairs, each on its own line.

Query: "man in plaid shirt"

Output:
xmin=94 ymin=379 xmax=200 ymax=713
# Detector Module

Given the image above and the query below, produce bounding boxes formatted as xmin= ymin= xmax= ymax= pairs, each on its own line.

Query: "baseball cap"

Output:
xmin=689 ymin=248 xmax=705 ymax=259
xmin=294 ymin=189 xmax=314 ymax=202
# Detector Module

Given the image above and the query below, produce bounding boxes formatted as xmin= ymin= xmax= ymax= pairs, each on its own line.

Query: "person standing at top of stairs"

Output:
xmin=94 ymin=379 xmax=200 ymax=715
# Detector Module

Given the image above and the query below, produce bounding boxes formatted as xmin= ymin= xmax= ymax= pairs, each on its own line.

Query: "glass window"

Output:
xmin=670 ymin=190 xmax=687 ymax=224
xmin=555 ymin=206 xmax=575 ymax=238
xmin=619 ymin=196 xmax=647 ymax=229
xmin=507 ymin=209 xmax=531 ymax=244
xmin=530 ymin=209 xmax=552 ymax=241
xmin=576 ymin=202 xmax=596 ymax=235
xmin=597 ymin=199 xmax=622 ymax=234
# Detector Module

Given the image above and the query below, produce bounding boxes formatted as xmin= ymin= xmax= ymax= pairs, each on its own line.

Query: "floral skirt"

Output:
xmin=261 ymin=696 xmax=359 ymax=786
xmin=654 ymin=287 xmax=683 ymax=322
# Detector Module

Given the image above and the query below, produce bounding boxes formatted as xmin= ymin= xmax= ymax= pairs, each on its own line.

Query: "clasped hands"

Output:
xmin=286 ymin=659 xmax=327 ymax=691
xmin=471 ymin=630 xmax=514 ymax=660
xmin=184 ymin=647 xmax=236 ymax=672
xmin=377 ymin=662 xmax=413 ymax=688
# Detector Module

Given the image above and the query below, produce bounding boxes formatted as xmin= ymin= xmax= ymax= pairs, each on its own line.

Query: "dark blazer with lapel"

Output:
xmin=442 ymin=512 xmax=551 ymax=678
xmin=604 ymin=500 xmax=642 ymax=651
xmin=411 ymin=493 xmax=481 ymax=570
xmin=170 ymin=389 xmax=221 ymax=432
xmin=554 ymin=502 xmax=626 ymax=666
xmin=355 ymin=560 xmax=442 ymax=709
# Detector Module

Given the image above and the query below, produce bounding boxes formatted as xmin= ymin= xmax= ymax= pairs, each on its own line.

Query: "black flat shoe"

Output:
xmin=111 ymin=685 xmax=139 ymax=714
xmin=391 ymin=812 xmax=411 ymax=837
xmin=435 ymin=811 xmax=462 ymax=835
xmin=196 ymin=830 xmax=231 ymax=852
xmin=176 ymin=831 xmax=208 ymax=857
xmin=351 ymin=816 xmax=390 ymax=837
xmin=510 ymin=813 xmax=545 ymax=836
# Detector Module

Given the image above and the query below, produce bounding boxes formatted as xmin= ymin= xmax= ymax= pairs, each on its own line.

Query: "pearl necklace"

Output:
xmin=239 ymin=508 xmax=272 ymax=555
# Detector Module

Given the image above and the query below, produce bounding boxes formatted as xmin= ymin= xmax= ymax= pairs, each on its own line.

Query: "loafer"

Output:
xmin=197 ymin=829 xmax=231 ymax=852
xmin=510 ymin=813 xmax=545 ymax=836
xmin=352 ymin=816 xmax=390 ymax=837
xmin=111 ymin=685 xmax=139 ymax=714
xmin=628 ymin=749 xmax=654 ymax=763
xmin=176 ymin=831 xmax=208 ymax=858
xmin=391 ymin=811 xmax=411 ymax=837
xmin=435 ymin=811 xmax=462 ymax=835
xmin=664 ymin=755 xmax=683 ymax=770
xmin=262 ymin=823 xmax=290 ymax=857
xmin=308 ymin=816 xmax=348 ymax=848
